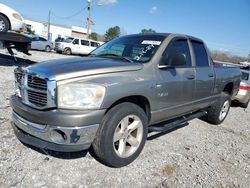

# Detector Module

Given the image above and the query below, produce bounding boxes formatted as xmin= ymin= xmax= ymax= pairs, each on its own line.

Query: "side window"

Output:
xmin=81 ymin=40 xmax=89 ymax=46
xmin=32 ymin=37 xmax=39 ymax=41
xmin=73 ymin=39 xmax=79 ymax=45
xmin=241 ymin=72 xmax=249 ymax=81
xmin=161 ymin=39 xmax=191 ymax=67
xmin=191 ymin=41 xmax=209 ymax=67
xmin=39 ymin=37 xmax=47 ymax=41
xmin=90 ymin=42 xmax=99 ymax=47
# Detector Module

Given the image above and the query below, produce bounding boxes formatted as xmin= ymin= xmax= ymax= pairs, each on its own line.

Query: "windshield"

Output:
xmin=64 ymin=37 xmax=74 ymax=43
xmin=90 ymin=35 xmax=166 ymax=63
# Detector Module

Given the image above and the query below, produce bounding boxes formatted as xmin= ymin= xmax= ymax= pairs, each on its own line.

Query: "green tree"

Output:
xmin=90 ymin=32 xmax=98 ymax=41
xmin=141 ymin=28 xmax=156 ymax=34
xmin=104 ymin=26 xmax=121 ymax=42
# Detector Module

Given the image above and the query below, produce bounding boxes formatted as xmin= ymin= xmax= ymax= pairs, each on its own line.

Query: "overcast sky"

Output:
xmin=1 ymin=0 xmax=249 ymax=57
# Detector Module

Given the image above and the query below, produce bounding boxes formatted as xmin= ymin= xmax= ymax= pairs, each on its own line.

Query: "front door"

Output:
xmin=72 ymin=39 xmax=80 ymax=54
xmin=154 ymin=38 xmax=195 ymax=121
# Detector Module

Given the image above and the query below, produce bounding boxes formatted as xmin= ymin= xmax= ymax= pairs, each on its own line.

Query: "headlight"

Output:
xmin=58 ymin=83 xmax=105 ymax=110
xmin=12 ymin=13 xmax=23 ymax=21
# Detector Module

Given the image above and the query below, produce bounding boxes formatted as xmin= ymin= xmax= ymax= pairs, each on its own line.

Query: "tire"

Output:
xmin=92 ymin=102 xmax=148 ymax=167
xmin=204 ymin=92 xmax=231 ymax=125
xmin=241 ymin=99 xmax=249 ymax=108
xmin=0 ymin=14 xmax=10 ymax=32
xmin=45 ymin=45 xmax=51 ymax=52
xmin=63 ymin=48 xmax=71 ymax=55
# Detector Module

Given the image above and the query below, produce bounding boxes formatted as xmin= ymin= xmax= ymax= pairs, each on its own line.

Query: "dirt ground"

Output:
xmin=0 ymin=50 xmax=249 ymax=188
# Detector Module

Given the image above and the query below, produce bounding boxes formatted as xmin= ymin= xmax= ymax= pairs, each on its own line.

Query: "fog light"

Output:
xmin=50 ymin=129 xmax=67 ymax=144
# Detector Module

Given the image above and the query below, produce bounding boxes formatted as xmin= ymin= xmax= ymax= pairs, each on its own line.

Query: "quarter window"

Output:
xmin=39 ymin=37 xmax=47 ymax=41
xmin=91 ymin=42 xmax=99 ymax=47
xmin=191 ymin=41 xmax=209 ymax=67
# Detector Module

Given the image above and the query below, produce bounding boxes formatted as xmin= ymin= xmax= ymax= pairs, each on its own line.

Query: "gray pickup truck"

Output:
xmin=10 ymin=33 xmax=241 ymax=167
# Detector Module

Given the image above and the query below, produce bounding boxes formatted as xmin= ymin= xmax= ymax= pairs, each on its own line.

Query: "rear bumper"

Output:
xmin=10 ymin=95 xmax=106 ymax=152
xmin=233 ymin=90 xmax=250 ymax=104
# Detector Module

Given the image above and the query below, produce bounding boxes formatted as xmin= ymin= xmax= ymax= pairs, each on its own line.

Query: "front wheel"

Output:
xmin=204 ymin=92 xmax=231 ymax=125
xmin=45 ymin=45 xmax=51 ymax=52
xmin=0 ymin=15 xmax=10 ymax=32
xmin=92 ymin=102 xmax=148 ymax=167
xmin=63 ymin=48 xmax=71 ymax=55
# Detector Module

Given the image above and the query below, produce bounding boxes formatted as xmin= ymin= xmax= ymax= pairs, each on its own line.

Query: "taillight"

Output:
xmin=240 ymin=85 xmax=250 ymax=90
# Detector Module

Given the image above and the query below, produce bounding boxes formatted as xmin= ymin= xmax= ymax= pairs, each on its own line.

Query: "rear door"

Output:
xmin=191 ymin=40 xmax=215 ymax=102
xmin=38 ymin=37 xmax=47 ymax=50
xmin=155 ymin=38 xmax=196 ymax=120
xmin=31 ymin=37 xmax=39 ymax=50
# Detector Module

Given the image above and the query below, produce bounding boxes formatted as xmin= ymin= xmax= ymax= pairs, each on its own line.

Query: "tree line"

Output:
xmin=89 ymin=26 xmax=156 ymax=42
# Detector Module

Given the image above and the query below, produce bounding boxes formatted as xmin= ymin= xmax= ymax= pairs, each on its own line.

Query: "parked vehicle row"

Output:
xmin=0 ymin=3 xmax=102 ymax=55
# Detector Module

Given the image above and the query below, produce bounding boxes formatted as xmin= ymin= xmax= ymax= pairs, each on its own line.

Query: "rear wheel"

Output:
xmin=63 ymin=48 xmax=71 ymax=55
xmin=204 ymin=92 xmax=231 ymax=125
xmin=92 ymin=102 xmax=148 ymax=167
xmin=0 ymin=14 xmax=10 ymax=32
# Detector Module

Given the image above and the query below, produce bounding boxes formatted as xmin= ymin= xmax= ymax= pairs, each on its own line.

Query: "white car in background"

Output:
xmin=0 ymin=3 xmax=25 ymax=32
xmin=54 ymin=37 xmax=102 ymax=55
xmin=234 ymin=66 xmax=250 ymax=108
xmin=31 ymin=36 xmax=53 ymax=52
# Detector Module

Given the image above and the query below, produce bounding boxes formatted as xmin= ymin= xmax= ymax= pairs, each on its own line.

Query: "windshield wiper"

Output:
xmin=93 ymin=53 xmax=134 ymax=63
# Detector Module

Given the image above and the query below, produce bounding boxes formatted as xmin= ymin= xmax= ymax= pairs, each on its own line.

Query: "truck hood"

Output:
xmin=27 ymin=57 xmax=143 ymax=81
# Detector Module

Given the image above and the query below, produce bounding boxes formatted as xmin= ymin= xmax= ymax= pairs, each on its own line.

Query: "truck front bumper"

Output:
xmin=10 ymin=95 xmax=106 ymax=152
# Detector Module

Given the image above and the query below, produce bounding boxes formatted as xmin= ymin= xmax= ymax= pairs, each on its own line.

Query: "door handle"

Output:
xmin=208 ymin=73 xmax=214 ymax=77
xmin=186 ymin=75 xmax=195 ymax=80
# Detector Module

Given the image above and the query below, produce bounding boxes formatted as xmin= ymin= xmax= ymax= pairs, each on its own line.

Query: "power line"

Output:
xmin=51 ymin=6 xmax=87 ymax=19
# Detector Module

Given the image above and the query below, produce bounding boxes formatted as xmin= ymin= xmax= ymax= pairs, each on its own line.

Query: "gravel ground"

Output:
xmin=0 ymin=50 xmax=249 ymax=188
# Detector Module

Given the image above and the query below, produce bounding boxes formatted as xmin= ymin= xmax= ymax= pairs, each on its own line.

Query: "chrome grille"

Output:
xmin=27 ymin=75 xmax=47 ymax=107
xmin=28 ymin=90 xmax=47 ymax=106
xmin=28 ymin=75 xmax=47 ymax=90
xmin=14 ymin=67 xmax=56 ymax=110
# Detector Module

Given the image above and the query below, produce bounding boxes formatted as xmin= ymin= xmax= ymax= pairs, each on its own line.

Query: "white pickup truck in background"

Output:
xmin=54 ymin=37 xmax=103 ymax=55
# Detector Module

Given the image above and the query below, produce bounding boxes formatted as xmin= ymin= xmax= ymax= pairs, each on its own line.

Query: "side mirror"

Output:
xmin=160 ymin=53 xmax=186 ymax=68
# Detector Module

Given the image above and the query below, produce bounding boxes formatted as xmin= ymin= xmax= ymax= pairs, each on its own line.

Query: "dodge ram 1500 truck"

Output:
xmin=10 ymin=33 xmax=241 ymax=167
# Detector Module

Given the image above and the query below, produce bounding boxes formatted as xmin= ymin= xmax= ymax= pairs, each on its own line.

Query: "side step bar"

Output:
xmin=148 ymin=110 xmax=207 ymax=132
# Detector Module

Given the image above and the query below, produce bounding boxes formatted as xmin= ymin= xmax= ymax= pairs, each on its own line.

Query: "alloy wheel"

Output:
xmin=113 ymin=115 xmax=143 ymax=158
xmin=219 ymin=100 xmax=230 ymax=121
xmin=0 ymin=20 xmax=5 ymax=31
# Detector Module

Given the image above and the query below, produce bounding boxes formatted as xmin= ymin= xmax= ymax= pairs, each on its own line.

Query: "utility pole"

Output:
xmin=47 ymin=10 xmax=51 ymax=41
xmin=87 ymin=0 xmax=92 ymax=39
